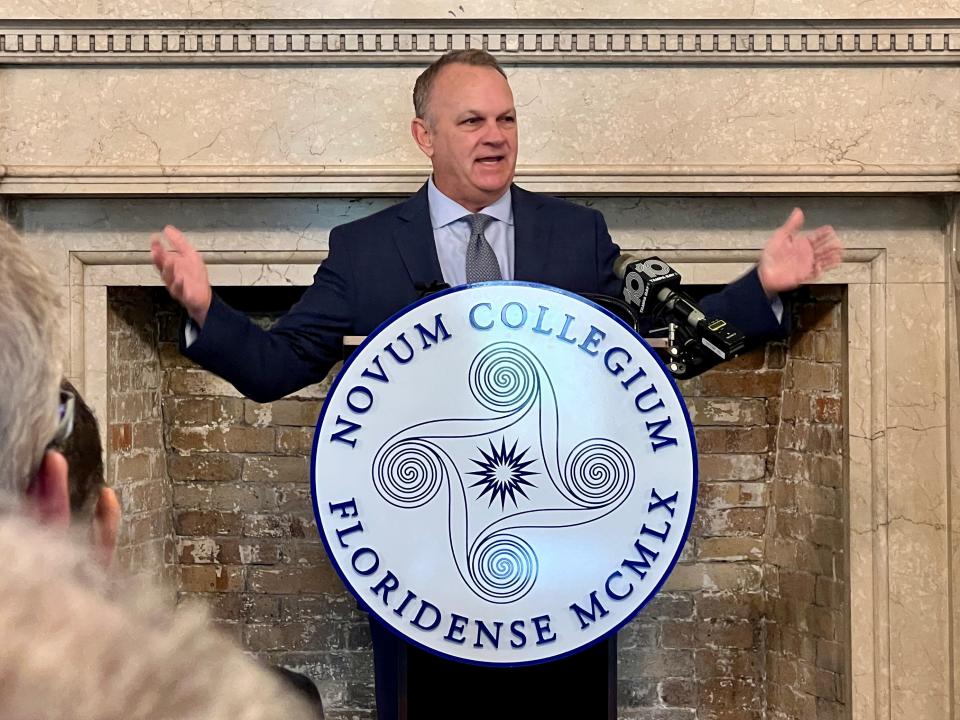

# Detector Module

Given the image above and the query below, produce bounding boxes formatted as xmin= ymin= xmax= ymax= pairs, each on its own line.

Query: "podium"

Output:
xmin=317 ymin=284 xmax=697 ymax=720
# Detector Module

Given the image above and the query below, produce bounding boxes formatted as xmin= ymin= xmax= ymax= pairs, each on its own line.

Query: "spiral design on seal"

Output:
xmin=469 ymin=343 xmax=539 ymax=414
xmin=562 ymin=438 xmax=634 ymax=508
xmin=372 ymin=439 xmax=444 ymax=509
xmin=469 ymin=533 xmax=538 ymax=603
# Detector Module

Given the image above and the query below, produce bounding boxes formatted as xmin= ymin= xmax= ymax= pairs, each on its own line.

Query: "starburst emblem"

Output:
xmin=467 ymin=438 xmax=539 ymax=510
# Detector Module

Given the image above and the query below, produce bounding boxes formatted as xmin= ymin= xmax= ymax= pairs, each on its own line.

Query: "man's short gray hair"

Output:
xmin=0 ymin=220 xmax=62 ymax=494
xmin=413 ymin=49 xmax=507 ymax=122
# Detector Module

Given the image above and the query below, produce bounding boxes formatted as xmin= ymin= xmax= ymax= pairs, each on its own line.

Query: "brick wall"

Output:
xmin=152 ymin=291 xmax=376 ymax=718
xmin=764 ymin=288 xmax=846 ymax=720
xmin=615 ymin=340 xmax=784 ymax=720
xmin=107 ymin=286 xmax=846 ymax=720
xmin=108 ymin=288 xmax=176 ymax=594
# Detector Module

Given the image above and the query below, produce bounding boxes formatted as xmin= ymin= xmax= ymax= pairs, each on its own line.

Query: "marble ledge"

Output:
xmin=2 ymin=164 xmax=959 ymax=196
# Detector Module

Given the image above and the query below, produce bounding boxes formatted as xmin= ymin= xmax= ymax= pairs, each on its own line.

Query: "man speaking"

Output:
xmin=152 ymin=49 xmax=841 ymax=719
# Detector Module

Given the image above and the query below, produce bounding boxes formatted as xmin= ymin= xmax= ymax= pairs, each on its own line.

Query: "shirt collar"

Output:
xmin=427 ymin=176 xmax=514 ymax=230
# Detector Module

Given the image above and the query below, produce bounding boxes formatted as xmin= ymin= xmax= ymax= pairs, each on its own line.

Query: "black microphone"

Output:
xmin=414 ymin=280 xmax=451 ymax=298
xmin=614 ymin=255 xmax=746 ymax=360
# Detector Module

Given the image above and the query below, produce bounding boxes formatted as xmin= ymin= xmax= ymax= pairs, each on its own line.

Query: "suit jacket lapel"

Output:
xmin=394 ymin=183 xmax=445 ymax=288
xmin=511 ymin=185 xmax=550 ymax=282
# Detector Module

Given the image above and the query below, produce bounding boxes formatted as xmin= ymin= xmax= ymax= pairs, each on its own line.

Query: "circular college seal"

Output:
xmin=311 ymin=282 xmax=697 ymax=666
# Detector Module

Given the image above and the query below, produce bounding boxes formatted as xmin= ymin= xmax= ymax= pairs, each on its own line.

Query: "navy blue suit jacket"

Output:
xmin=185 ymin=183 xmax=783 ymax=397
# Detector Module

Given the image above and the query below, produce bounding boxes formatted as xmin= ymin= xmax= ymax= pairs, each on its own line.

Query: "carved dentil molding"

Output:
xmin=1 ymin=19 xmax=959 ymax=65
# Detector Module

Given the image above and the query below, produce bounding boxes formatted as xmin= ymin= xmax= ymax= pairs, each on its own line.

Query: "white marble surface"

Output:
xmin=3 ymin=66 xmax=958 ymax=173
xmin=4 ymin=0 xmax=960 ymax=19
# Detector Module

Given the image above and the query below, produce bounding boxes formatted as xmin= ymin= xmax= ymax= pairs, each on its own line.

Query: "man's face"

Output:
xmin=412 ymin=63 xmax=518 ymax=212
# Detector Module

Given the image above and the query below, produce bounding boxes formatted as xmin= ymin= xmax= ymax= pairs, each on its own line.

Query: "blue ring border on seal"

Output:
xmin=309 ymin=280 xmax=700 ymax=669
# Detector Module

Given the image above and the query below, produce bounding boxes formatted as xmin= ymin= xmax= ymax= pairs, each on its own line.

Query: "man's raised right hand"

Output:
xmin=150 ymin=225 xmax=213 ymax=328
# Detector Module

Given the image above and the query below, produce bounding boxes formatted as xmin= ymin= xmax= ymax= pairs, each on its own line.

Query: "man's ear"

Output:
xmin=92 ymin=486 xmax=121 ymax=569
xmin=411 ymin=117 xmax=435 ymax=158
xmin=25 ymin=450 xmax=71 ymax=529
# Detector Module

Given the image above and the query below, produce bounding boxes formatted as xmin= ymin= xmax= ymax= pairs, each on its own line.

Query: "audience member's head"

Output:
xmin=60 ymin=379 xmax=104 ymax=517
xmin=0 ymin=219 xmax=70 ymax=527
xmin=59 ymin=379 xmax=121 ymax=566
xmin=0 ymin=512 xmax=316 ymax=720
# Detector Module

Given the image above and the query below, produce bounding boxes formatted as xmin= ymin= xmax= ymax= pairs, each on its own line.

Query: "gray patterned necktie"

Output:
xmin=464 ymin=213 xmax=502 ymax=283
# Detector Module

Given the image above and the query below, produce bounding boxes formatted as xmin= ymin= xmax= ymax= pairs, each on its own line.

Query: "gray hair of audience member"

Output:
xmin=0 ymin=220 xmax=63 ymax=494
xmin=0 ymin=508 xmax=316 ymax=720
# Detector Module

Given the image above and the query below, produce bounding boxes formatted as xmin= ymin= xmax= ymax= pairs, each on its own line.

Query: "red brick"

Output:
xmin=697 ymin=537 xmax=763 ymax=562
xmin=642 ymin=593 xmax=694 ymax=619
xmin=276 ymin=427 xmax=315 ymax=454
xmin=796 ymin=485 xmax=839 ymax=517
xmin=242 ymin=455 xmax=310 ymax=483
xmin=698 ymin=482 xmax=766 ymax=509
xmin=121 ymin=509 xmax=169 ymax=545
xmin=660 ymin=620 xmax=695 ymax=649
xmin=247 ymin=564 xmax=342 ymax=594
xmin=805 ymin=606 xmax=838 ymax=640
xmin=686 ymin=398 xmax=766 ymax=426
xmin=779 ymin=571 xmax=816 ymax=603
xmin=110 ymin=391 xmax=158 ymax=423
xmin=694 ymin=649 xmax=760 ymax=679
xmin=696 ymin=593 xmax=762 ymax=620
xmin=246 ymin=398 xmax=324 ymax=427
xmin=169 ymin=426 xmax=275 ymax=453
xmin=814 ymin=396 xmax=842 ymax=424
xmin=179 ymin=565 xmax=245 ymax=593
xmin=698 ymin=676 xmax=761 ymax=709
xmin=131 ymin=421 xmax=163 ymax=449
xmin=695 ymin=508 xmax=766 ymax=537
xmin=110 ymin=423 xmax=132 ymax=451
xmin=816 ymin=639 xmax=844 ymax=673
xmin=242 ymin=512 xmax=316 ymax=539
xmin=165 ymin=368 xmax=243 ymax=397
xmin=244 ymin=620 xmax=341 ymax=652
xmin=696 ymin=620 xmax=755 ymax=650
xmin=618 ymin=648 xmax=694 ymax=678
xmin=659 ymin=678 xmax=696 ymax=707
xmin=174 ymin=509 xmax=241 ymax=536
xmin=700 ymin=371 xmax=783 ymax=398
xmin=810 ymin=516 xmax=843 ymax=548
xmin=119 ymin=479 xmax=170 ymax=515
xmin=164 ymin=397 xmax=244 ymax=425
xmin=810 ymin=456 xmax=843 ymax=487
xmin=788 ymin=361 xmax=840 ymax=393
xmin=695 ymin=427 xmax=770 ymax=454
xmin=167 ymin=453 xmax=242 ymax=483
xmin=815 ymin=577 xmax=845 ymax=609
xmin=814 ymin=333 xmax=842 ymax=363
xmin=698 ymin=454 xmax=766 ymax=482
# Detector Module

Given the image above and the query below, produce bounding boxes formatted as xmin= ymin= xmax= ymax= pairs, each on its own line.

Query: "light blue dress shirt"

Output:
xmin=427 ymin=177 xmax=514 ymax=286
